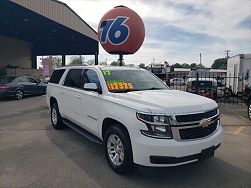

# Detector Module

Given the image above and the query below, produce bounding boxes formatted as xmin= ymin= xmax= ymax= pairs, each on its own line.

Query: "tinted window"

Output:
xmin=49 ymin=69 xmax=66 ymax=84
xmin=28 ymin=77 xmax=38 ymax=83
xmin=82 ymin=69 xmax=101 ymax=89
xmin=64 ymin=69 xmax=83 ymax=88
xmin=19 ymin=77 xmax=29 ymax=83
xmin=0 ymin=76 xmax=17 ymax=84
xmin=192 ymin=81 xmax=212 ymax=88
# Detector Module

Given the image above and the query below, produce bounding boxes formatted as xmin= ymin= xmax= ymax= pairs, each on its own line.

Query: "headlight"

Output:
xmin=136 ymin=113 xmax=172 ymax=138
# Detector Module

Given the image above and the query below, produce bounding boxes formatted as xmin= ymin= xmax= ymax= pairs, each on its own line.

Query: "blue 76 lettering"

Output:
xmin=99 ymin=16 xmax=130 ymax=45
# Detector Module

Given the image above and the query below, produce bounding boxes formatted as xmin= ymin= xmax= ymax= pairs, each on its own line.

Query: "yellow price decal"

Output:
xmin=102 ymin=70 xmax=111 ymax=76
xmin=107 ymin=82 xmax=134 ymax=91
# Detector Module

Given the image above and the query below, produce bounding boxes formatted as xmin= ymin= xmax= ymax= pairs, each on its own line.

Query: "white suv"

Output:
xmin=46 ymin=66 xmax=223 ymax=174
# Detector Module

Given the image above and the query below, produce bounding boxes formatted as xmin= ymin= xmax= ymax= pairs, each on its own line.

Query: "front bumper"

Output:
xmin=132 ymin=125 xmax=223 ymax=167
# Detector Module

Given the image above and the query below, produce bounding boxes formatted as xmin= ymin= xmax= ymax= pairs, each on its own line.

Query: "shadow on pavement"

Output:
xmin=46 ymin=128 xmax=251 ymax=188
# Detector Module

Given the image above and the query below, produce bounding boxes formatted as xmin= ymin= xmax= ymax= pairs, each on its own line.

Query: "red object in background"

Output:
xmin=0 ymin=86 xmax=10 ymax=90
xmin=42 ymin=57 xmax=52 ymax=76
xmin=98 ymin=5 xmax=145 ymax=55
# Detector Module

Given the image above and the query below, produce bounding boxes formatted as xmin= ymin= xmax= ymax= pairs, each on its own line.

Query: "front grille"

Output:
xmin=175 ymin=108 xmax=218 ymax=122
xmin=179 ymin=121 xmax=218 ymax=140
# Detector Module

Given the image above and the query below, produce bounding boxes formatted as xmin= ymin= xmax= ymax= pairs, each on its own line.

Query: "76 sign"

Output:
xmin=99 ymin=16 xmax=130 ymax=46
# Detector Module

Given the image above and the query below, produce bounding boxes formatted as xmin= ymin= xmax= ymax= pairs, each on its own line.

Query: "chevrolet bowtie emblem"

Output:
xmin=200 ymin=119 xmax=211 ymax=127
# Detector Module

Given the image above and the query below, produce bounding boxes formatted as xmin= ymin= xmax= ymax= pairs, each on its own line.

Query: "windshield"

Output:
xmin=192 ymin=81 xmax=213 ymax=88
xmin=0 ymin=76 xmax=17 ymax=85
xmin=101 ymin=69 xmax=168 ymax=93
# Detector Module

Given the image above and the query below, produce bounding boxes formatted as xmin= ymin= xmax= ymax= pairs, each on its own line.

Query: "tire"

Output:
xmin=248 ymin=101 xmax=251 ymax=121
xmin=51 ymin=103 xmax=65 ymax=130
xmin=15 ymin=89 xmax=24 ymax=100
xmin=104 ymin=125 xmax=133 ymax=174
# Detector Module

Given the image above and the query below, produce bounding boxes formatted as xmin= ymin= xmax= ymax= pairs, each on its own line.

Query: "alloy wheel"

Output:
xmin=51 ymin=108 xmax=58 ymax=125
xmin=16 ymin=90 xmax=23 ymax=100
xmin=107 ymin=134 xmax=124 ymax=166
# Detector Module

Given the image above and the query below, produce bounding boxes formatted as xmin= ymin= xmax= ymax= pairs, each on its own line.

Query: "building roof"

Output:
xmin=0 ymin=0 xmax=98 ymax=55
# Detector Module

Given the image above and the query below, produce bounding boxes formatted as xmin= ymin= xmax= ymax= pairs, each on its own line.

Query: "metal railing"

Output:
xmin=164 ymin=72 xmax=247 ymax=105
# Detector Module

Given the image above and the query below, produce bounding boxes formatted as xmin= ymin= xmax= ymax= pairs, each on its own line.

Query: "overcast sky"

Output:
xmin=60 ymin=0 xmax=251 ymax=67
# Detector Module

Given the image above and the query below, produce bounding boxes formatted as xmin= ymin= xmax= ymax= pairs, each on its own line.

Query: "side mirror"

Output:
xmin=83 ymin=83 xmax=102 ymax=94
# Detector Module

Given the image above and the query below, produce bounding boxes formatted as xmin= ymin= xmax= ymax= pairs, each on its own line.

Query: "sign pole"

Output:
xmin=118 ymin=54 xmax=123 ymax=66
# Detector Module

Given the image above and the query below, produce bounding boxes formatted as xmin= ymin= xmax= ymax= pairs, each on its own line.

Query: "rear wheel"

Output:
xmin=104 ymin=125 xmax=133 ymax=174
xmin=248 ymin=101 xmax=251 ymax=120
xmin=51 ymin=103 xmax=65 ymax=129
xmin=15 ymin=89 xmax=23 ymax=100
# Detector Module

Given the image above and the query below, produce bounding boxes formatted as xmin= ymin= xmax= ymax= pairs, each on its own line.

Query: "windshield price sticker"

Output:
xmin=102 ymin=70 xmax=111 ymax=76
xmin=107 ymin=82 xmax=133 ymax=90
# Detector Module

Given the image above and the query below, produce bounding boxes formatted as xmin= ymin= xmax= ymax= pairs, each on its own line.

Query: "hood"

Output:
xmin=111 ymin=89 xmax=218 ymax=115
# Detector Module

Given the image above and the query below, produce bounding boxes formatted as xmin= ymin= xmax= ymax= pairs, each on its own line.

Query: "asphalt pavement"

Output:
xmin=0 ymin=96 xmax=250 ymax=188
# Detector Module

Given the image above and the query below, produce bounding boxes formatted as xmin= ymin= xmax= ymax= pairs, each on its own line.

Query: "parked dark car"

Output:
xmin=243 ymin=70 xmax=251 ymax=120
xmin=0 ymin=76 xmax=47 ymax=100
xmin=186 ymin=78 xmax=218 ymax=99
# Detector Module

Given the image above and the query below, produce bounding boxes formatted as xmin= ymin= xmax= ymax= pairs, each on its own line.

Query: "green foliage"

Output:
xmin=69 ymin=55 xmax=85 ymax=65
xmin=189 ymin=63 xmax=197 ymax=68
xmin=99 ymin=61 xmax=107 ymax=65
xmin=86 ymin=59 xmax=95 ymax=65
xmin=172 ymin=63 xmax=181 ymax=68
xmin=211 ymin=58 xmax=227 ymax=69
xmin=139 ymin=63 xmax=145 ymax=68
xmin=110 ymin=61 xmax=118 ymax=66
xmin=51 ymin=57 xmax=62 ymax=70
xmin=171 ymin=63 xmax=204 ymax=69
xmin=180 ymin=63 xmax=190 ymax=68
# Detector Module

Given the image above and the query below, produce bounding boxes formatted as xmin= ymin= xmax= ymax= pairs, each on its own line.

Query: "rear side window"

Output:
xmin=49 ymin=69 xmax=66 ymax=84
xmin=19 ymin=77 xmax=29 ymax=83
xmin=28 ymin=77 xmax=38 ymax=83
xmin=64 ymin=69 xmax=83 ymax=88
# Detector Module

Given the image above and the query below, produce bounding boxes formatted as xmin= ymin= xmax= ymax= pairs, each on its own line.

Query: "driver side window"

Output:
xmin=82 ymin=69 xmax=101 ymax=89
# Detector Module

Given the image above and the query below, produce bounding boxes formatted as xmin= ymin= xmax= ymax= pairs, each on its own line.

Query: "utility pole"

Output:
xmin=224 ymin=50 xmax=230 ymax=58
xmin=199 ymin=53 xmax=202 ymax=66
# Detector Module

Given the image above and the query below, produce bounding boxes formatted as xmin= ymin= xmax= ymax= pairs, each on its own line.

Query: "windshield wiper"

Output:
xmin=112 ymin=89 xmax=141 ymax=93
xmin=145 ymin=87 xmax=166 ymax=90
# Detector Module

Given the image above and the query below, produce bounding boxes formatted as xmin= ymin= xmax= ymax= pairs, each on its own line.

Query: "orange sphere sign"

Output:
xmin=98 ymin=5 xmax=145 ymax=55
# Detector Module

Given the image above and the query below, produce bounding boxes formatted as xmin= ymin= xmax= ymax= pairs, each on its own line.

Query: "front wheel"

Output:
xmin=248 ymin=102 xmax=251 ymax=120
xmin=51 ymin=103 xmax=65 ymax=129
xmin=104 ymin=125 xmax=133 ymax=174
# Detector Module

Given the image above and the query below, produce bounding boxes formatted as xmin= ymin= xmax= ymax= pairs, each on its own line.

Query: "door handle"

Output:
xmin=76 ymin=95 xmax=82 ymax=99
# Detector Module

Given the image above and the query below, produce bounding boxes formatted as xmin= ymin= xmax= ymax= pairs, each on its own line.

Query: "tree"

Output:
xmin=211 ymin=58 xmax=227 ymax=69
xmin=86 ymin=59 xmax=95 ymax=65
xmin=69 ymin=55 xmax=85 ymax=65
xmin=99 ymin=61 xmax=107 ymax=65
xmin=51 ymin=57 xmax=61 ymax=70
xmin=171 ymin=63 xmax=181 ymax=68
xmin=180 ymin=63 xmax=190 ymax=68
xmin=190 ymin=63 xmax=197 ymax=68
xmin=139 ymin=63 xmax=145 ymax=68
xmin=110 ymin=61 xmax=118 ymax=66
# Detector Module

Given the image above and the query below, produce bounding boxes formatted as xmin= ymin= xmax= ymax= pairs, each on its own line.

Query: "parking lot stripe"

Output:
xmin=238 ymin=115 xmax=249 ymax=122
xmin=224 ymin=131 xmax=249 ymax=137
xmin=233 ymin=126 xmax=246 ymax=135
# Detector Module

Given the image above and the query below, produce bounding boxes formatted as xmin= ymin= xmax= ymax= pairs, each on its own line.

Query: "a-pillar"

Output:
xmin=62 ymin=54 xmax=66 ymax=66
xmin=95 ymin=52 xmax=98 ymax=65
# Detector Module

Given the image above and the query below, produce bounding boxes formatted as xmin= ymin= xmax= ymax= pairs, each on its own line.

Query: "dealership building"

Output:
xmin=0 ymin=0 xmax=98 ymax=77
